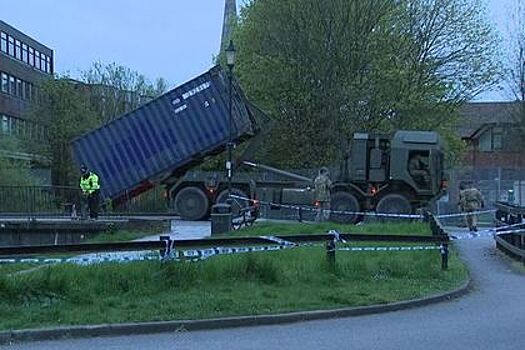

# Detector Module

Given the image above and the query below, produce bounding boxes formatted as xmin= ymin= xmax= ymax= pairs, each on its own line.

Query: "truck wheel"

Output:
xmin=216 ymin=188 xmax=249 ymax=217
xmin=375 ymin=194 xmax=411 ymax=222
xmin=330 ymin=192 xmax=360 ymax=224
xmin=174 ymin=187 xmax=209 ymax=221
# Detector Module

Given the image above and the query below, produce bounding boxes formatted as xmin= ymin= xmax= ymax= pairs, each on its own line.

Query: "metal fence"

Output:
xmin=0 ymin=185 xmax=169 ymax=217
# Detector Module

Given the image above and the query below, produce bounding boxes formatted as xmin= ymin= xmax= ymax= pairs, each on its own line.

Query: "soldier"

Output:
xmin=314 ymin=167 xmax=332 ymax=222
xmin=408 ymin=153 xmax=430 ymax=187
xmin=458 ymin=182 xmax=484 ymax=232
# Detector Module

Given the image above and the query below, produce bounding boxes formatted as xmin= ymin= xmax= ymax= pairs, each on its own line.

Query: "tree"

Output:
xmin=0 ymin=136 xmax=39 ymax=185
xmin=233 ymin=0 xmax=501 ymax=167
xmin=26 ymin=77 xmax=100 ymax=186
xmin=82 ymin=62 xmax=168 ymax=122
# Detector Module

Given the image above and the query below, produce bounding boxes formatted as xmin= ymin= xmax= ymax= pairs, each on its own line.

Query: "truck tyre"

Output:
xmin=330 ymin=192 xmax=360 ymax=224
xmin=216 ymin=188 xmax=249 ymax=217
xmin=375 ymin=193 xmax=411 ymax=221
xmin=174 ymin=187 xmax=209 ymax=221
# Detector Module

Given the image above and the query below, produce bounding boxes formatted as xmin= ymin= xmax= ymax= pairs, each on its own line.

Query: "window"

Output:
xmin=0 ymin=32 xmax=6 ymax=53
xmin=32 ymin=85 xmax=38 ymax=102
xmin=9 ymin=76 xmax=15 ymax=95
xmin=18 ymin=119 xmax=26 ymax=137
xmin=25 ymin=82 xmax=31 ymax=101
xmin=21 ymin=43 xmax=28 ymax=63
xmin=35 ymin=50 xmax=41 ymax=70
xmin=492 ymin=127 xmax=503 ymax=150
xmin=1 ymin=115 xmax=9 ymax=135
xmin=15 ymin=78 xmax=22 ymax=98
xmin=8 ymin=36 xmax=14 ymax=56
xmin=46 ymin=56 xmax=51 ymax=73
xmin=28 ymin=47 xmax=34 ymax=66
xmin=40 ymin=53 xmax=46 ymax=72
xmin=10 ymin=118 xmax=17 ymax=136
xmin=1 ymin=73 xmax=8 ymax=93
xmin=15 ymin=39 xmax=21 ymax=60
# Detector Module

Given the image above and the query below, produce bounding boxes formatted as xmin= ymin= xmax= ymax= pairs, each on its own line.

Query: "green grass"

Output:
xmin=0 ymin=264 xmax=38 ymax=276
xmin=0 ymin=246 xmax=467 ymax=331
xmin=230 ymin=221 xmax=431 ymax=237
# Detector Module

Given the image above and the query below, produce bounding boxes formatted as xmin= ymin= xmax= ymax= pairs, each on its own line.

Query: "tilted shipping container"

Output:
xmin=71 ymin=66 xmax=259 ymax=202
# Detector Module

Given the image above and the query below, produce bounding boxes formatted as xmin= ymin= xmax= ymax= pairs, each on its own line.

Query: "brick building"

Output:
xmin=0 ymin=20 xmax=53 ymax=181
xmin=459 ymin=102 xmax=525 ymax=169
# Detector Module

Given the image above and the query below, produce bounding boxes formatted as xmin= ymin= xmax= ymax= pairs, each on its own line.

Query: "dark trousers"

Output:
xmin=88 ymin=190 xmax=100 ymax=219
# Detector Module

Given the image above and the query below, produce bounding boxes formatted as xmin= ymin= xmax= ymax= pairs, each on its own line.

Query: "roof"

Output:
xmin=458 ymin=101 xmax=520 ymax=139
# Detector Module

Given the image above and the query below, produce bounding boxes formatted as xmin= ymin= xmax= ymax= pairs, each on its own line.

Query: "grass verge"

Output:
xmin=230 ymin=221 xmax=431 ymax=237
xmin=0 ymin=245 xmax=467 ymax=331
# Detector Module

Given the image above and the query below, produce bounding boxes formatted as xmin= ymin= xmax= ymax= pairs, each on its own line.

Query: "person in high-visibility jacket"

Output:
xmin=80 ymin=164 xmax=101 ymax=219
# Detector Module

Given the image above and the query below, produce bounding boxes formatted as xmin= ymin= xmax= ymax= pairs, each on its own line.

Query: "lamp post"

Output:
xmin=225 ymin=40 xmax=236 ymax=206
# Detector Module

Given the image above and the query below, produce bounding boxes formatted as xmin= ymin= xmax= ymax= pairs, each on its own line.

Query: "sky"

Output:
xmin=0 ymin=0 xmax=516 ymax=100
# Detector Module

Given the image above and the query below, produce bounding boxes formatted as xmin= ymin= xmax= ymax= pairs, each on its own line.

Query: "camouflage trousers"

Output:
xmin=316 ymin=201 xmax=331 ymax=222
xmin=464 ymin=209 xmax=478 ymax=231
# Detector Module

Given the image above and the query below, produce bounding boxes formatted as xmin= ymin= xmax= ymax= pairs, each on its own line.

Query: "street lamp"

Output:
xmin=225 ymin=40 xmax=236 ymax=206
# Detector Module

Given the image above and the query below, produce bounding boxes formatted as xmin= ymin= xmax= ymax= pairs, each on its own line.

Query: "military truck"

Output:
xmin=72 ymin=65 xmax=445 ymax=222
xmin=245 ymin=130 xmax=446 ymax=223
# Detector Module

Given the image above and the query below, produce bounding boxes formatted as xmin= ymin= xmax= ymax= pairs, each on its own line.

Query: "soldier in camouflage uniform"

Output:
xmin=408 ymin=153 xmax=430 ymax=187
xmin=458 ymin=182 xmax=484 ymax=232
xmin=314 ymin=167 xmax=332 ymax=222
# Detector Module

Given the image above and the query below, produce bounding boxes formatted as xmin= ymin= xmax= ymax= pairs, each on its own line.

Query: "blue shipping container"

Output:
xmin=71 ymin=66 xmax=259 ymax=200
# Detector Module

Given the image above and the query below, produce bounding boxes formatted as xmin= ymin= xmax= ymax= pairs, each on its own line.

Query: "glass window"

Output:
xmin=15 ymin=39 xmax=21 ymax=60
xmin=40 ymin=53 xmax=46 ymax=72
xmin=9 ymin=76 xmax=15 ymax=95
xmin=28 ymin=47 xmax=34 ymax=66
xmin=1 ymin=73 xmax=8 ymax=93
xmin=0 ymin=32 xmax=6 ymax=53
xmin=35 ymin=50 xmax=41 ymax=70
xmin=25 ymin=82 xmax=31 ymax=101
xmin=8 ymin=36 xmax=14 ymax=56
xmin=10 ymin=118 xmax=17 ymax=136
xmin=46 ymin=56 xmax=51 ymax=73
xmin=492 ymin=128 xmax=503 ymax=150
xmin=18 ymin=119 xmax=25 ymax=137
xmin=16 ymin=78 xmax=22 ymax=98
xmin=21 ymin=43 xmax=28 ymax=63
xmin=1 ymin=115 xmax=9 ymax=135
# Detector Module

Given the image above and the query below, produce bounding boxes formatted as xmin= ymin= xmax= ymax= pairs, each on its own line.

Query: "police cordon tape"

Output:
xmin=230 ymin=194 xmax=497 ymax=220
xmin=0 ymin=236 xmax=443 ymax=266
xmin=435 ymin=209 xmax=496 ymax=219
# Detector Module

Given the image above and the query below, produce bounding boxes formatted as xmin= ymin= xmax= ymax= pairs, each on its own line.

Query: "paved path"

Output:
xmin=2 ymin=229 xmax=524 ymax=350
xmin=138 ymin=220 xmax=211 ymax=241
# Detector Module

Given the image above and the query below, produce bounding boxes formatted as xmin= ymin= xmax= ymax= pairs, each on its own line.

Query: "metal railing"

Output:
xmin=0 ymin=185 xmax=170 ymax=217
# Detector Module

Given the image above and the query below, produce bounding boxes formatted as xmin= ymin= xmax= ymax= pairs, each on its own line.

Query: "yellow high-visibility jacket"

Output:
xmin=80 ymin=172 xmax=100 ymax=194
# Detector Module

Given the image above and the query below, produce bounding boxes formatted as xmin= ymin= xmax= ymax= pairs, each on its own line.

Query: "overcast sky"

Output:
xmin=0 ymin=0 xmax=515 ymax=100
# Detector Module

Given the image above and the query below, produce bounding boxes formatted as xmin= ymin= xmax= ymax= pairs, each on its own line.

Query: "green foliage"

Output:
xmin=26 ymin=77 xmax=100 ymax=185
xmin=233 ymin=0 xmax=501 ymax=167
xmin=0 ymin=136 xmax=40 ymax=185
xmin=230 ymin=221 xmax=431 ymax=237
xmin=81 ymin=62 xmax=168 ymax=123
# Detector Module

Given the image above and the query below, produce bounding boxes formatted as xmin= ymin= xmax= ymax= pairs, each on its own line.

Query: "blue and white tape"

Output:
xmin=436 ymin=209 xmax=496 ymax=219
xmin=337 ymin=245 xmax=439 ymax=252
xmin=230 ymin=195 xmax=422 ymax=219
xmin=231 ymin=195 xmax=495 ymax=220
